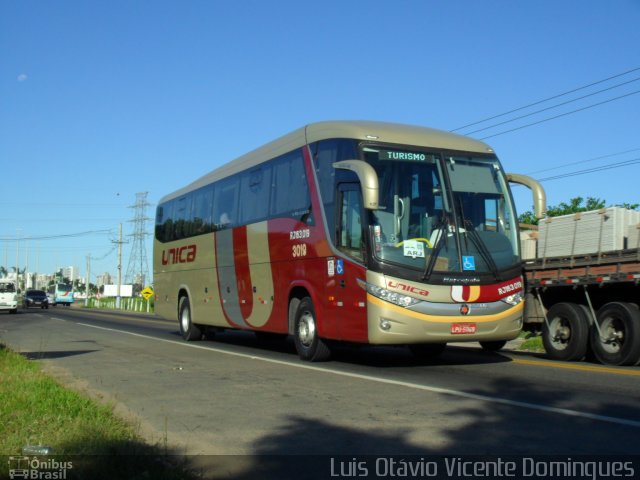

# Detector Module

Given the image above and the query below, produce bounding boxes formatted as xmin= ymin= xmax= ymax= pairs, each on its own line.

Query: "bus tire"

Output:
xmin=589 ymin=302 xmax=640 ymax=366
xmin=179 ymin=296 xmax=202 ymax=341
xmin=542 ymin=303 xmax=589 ymax=361
xmin=480 ymin=340 xmax=507 ymax=352
xmin=409 ymin=343 xmax=446 ymax=360
xmin=293 ymin=297 xmax=331 ymax=362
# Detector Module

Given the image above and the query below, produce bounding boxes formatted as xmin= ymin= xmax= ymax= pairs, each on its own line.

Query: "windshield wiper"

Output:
xmin=457 ymin=197 xmax=500 ymax=280
xmin=421 ymin=214 xmax=450 ymax=281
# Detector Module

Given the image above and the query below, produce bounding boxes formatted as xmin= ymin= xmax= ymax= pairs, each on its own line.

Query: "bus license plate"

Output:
xmin=451 ymin=323 xmax=476 ymax=334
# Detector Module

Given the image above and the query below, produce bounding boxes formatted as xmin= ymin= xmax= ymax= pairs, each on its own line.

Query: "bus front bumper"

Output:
xmin=366 ymin=294 xmax=523 ymax=345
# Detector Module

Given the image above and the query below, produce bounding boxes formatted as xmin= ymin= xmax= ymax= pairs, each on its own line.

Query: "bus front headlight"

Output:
xmin=357 ymin=279 xmax=421 ymax=308
xmin=501 ymin=292 xmax=523 ymax=306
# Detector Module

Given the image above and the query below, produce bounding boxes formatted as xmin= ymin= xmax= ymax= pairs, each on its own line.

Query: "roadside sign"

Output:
xmin=141 ymin=286 xmax=154 ymax=300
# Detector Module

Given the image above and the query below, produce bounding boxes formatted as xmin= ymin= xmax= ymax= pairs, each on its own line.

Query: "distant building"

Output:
xmin=36 ymin=273 xmax=52 ymax=290
xmin=61 ymin=266 xmax=79 ymax=283
xmin=96 ymin=272 xmax=112 ymax=287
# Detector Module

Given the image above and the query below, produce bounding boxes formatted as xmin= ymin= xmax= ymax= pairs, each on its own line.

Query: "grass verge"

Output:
xmin=0 ymin=343 xmax=196 ymax=479
xmin=518 ymin=331 xmax=545 ymax=353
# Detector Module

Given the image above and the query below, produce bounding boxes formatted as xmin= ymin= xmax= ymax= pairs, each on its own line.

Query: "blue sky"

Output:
xmin=1 ymin=0 xmax=639 ymax=283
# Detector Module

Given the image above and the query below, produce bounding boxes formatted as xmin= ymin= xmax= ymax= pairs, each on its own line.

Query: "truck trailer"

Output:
xmin=521 ymin=207 xmax=640 ymax=366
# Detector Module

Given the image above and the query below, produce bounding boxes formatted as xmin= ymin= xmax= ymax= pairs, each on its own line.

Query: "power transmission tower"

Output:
xmin=125 ymin=192 xmax=151 ymax=288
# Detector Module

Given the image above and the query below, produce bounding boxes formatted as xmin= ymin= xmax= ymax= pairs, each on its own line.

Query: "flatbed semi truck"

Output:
xmin=521 ymin=208 xmax=640 ymax=366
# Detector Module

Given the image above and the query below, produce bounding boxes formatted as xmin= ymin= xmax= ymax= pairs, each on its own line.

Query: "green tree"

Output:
xmin=73 ymin=278 xmax=85 ymax=294
xmin=519 ymin=196 xmax=638 ymax=225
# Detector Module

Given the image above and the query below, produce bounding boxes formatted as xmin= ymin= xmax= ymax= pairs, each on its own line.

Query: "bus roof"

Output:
xmin=159 ymin=120 xmax=494 ymax=203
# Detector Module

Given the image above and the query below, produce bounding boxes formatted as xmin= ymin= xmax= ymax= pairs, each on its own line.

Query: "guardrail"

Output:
xmin=84 ymin=297 xmax=154 ymax=313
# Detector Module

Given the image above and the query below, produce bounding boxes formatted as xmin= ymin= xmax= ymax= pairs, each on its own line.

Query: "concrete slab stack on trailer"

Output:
xmin=627 ymin=212 xmax=640 ymax=249
xmin=537 ymin=207 xmax=631 ymax=257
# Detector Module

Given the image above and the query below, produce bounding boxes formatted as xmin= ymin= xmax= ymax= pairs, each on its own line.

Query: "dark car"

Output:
xmin=24 ymin=290 xmax=49 ymax=309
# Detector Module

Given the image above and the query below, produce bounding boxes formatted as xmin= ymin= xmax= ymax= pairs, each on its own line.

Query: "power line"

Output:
xmin=0 ymin=229 xmax=114 ymax=242
xmin=462 ymin=76 xmax=640 ymax=136
xmin=451 ymin=66 xmax=640 ymax=132
xmin=525 ymin=147 xmax=640 ymax=175
xmin=90 ymin=246 xmax=117 ymax=262
xmin=479 ymin=89 xmax=640 ymax=140
xmin=536 ymin=157 xmax=640 ymax=182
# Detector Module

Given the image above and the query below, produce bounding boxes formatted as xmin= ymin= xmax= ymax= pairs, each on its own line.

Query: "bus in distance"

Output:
xmin=48 ymin=283 xmax=74 ymax=307
xmin=153 ymin=121 xmax=544 ymax=361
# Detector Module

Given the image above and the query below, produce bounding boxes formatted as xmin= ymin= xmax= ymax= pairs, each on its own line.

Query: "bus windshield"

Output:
xmin=364 ymin=147 xmax=519 ymax=277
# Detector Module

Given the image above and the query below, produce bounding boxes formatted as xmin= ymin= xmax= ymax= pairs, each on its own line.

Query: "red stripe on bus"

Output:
xmin=233 ymin=226 xmax=254 ymax=320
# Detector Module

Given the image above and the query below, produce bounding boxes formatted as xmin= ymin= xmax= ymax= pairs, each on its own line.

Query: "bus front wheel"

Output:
xmin=293 ymin=297 xmax=331 ymax=362
xmin=179 ymin=296 xmax=202 ymax=341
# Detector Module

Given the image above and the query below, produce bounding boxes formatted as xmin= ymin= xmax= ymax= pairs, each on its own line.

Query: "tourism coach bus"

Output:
xmin=154 ymin=121 xmax=545 ymax=361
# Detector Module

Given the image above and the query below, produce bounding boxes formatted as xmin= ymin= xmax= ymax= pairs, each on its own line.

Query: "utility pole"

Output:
xmin=15 ymin=229 xmax=20 ymax=291
xmin=85 ymin=254 xmax=91 ymax=307
xmin=112 ymin=223 xmax=127 ymax=309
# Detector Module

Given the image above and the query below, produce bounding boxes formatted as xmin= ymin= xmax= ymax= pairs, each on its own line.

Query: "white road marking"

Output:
xmin=73 ymin=320 xmax=640 ymax=429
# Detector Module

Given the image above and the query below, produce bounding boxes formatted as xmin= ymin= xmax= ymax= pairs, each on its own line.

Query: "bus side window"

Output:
xmin=191 ymin=185 xmax=214 ymax=235
xmin=213 ymin=177 xmax=239 ymax=230
xmin=239 ymin=165 xmax=271 ymax=225
xmin=270 ymin=150 xmax=311 ymax=222
xmin=174 ymin=196 xmax=191 ymax=240
xmin=162 ymin=200 xmax=175 ymax=242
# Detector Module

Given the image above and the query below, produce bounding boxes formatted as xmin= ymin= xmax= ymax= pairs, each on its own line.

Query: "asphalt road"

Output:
xmin=1 ymin=307 xmax=639 ymax=474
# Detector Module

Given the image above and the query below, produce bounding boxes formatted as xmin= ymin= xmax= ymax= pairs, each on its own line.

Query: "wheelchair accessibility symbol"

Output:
xmin=462 ymin=256 xmax=476 ymax=271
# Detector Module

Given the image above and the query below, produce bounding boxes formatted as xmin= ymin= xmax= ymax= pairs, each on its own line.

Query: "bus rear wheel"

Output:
xmin=590 ymin=302 xmax=640 ymax=366
xmin=179 ymin=296 xmax=202 ymax=341
xmin=293 ymin=297 xmax=331 ymax=362
xmin=542 ymin=302 xmax=589 ymax=361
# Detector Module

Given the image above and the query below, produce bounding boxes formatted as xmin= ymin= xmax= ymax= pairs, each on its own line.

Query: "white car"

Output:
xmin=0 ymin=280 xmax=19 ymax=314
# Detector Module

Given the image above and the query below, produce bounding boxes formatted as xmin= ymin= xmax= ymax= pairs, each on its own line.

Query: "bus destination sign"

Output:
xmin=379 ymin=150 xmax=432 ymax=162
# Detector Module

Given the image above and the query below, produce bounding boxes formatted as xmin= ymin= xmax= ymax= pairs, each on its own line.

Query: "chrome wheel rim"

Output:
xmin=297 ymin=311 xmax=315 ymax=347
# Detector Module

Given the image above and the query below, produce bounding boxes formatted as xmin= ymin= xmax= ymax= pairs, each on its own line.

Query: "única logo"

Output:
xmin=162 ymin=244 xmax=197 ymax=265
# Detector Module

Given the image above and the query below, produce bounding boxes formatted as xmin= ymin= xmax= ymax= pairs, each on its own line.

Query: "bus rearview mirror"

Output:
xmin=332 ymin=160 xmax=379 ymax=209
xmin=506 ymin=173 xmax=547 ymax=219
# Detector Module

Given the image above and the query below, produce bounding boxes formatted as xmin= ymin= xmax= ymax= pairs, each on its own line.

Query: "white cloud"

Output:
xmin=17 ymin=74 xmax=28 ymax=82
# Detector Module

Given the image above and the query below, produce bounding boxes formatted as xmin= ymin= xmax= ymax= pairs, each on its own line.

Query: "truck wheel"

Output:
xmin=293 ymin=297 xmax=331 ymax=362
xmin=179 ymin=296 xmax=202 ymax=341
xmin=542 ymin=303 xmax=589 ymax=361
xmin=590 ymin=302 xmax=640 ymax=366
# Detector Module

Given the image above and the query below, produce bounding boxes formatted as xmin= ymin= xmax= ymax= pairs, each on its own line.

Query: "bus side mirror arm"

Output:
xmin=506 ymin=173 xmax=547 ymax=219
xmin=332 ymin=160 xmax=379 ymax=209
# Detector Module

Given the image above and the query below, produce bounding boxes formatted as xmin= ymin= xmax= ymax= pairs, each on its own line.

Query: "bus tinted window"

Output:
xmin=155 ymin=147 xmax=314 ymax=243
xmin=213 ymin=175 xmax=239 ymax=229
xmin=174 ymin=196 xmax=191 ymax=240
xmin=270 ymin=150 xmax=314 ymax=223
xmin=311 ymin=139 xmax=359 ymax=233
xmin=157 ymin=200 xmax=175 ymax=243
xmin=240 ymin=165 xmax=271 ymax=225
xmin=191 ymin=185 xmax=214 ymax=235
